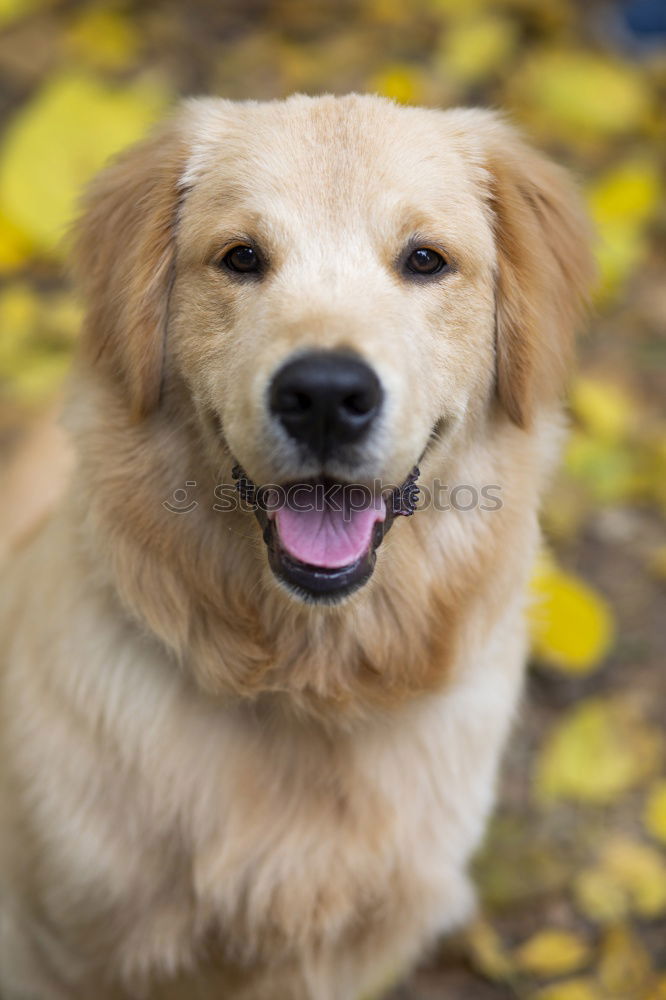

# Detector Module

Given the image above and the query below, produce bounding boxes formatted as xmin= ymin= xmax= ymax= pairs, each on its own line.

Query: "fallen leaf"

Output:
xmin=0 ymin=0 xmax=49 ymax=28
xmin=529 ymin=554 xmax=614 ymax=674
xmin=597 ymin=923 xmax=653 ymax=997
xmin=604 ymin=839 xmax=666 ymax=918
xmin=588 ymin=157 xmax=661 ymax=232
xmin=0 ymin=210 xmax=35 ymax=272
xmin=645 ymin=975 xmax=666 ymax=1000
xmin=0 ymin=282 xmax=41 ymax=375
xmin=0 ymin=72 xmax=168 ymax=252
xmin=531 ymin=977 xmax=603 ymax=1000
xmin=587 ymin=158 xmax=661 ymax=302
xmin=575 ymin=837 xmax=666 ymax=923
xmin=365 ymin=0 xmax=412 ymax=26
xmin=369 ymin=64 xmax=423 ymax=104
xmin=466 ymin=917 xmax=514 ymax=981
xmin=436 ymin=15 xmax=518 ymax=85
xmin=570 ymin=378 xmax=634 ymax=444
xmin=510 ymin=49 xmax=651 ymax=142
xmin=574 ymin=866 xmax=629 ymax=924
xmin=515 ymin=929 xmax=591 ymax=977
xmin=0 ymin=283 xmax=80 ymax=401
xmin=427 ymin=0 xmax=495 ymax=14
xmin=66 ymin=7 xmax=140 ymax=70
xmin=644 ymin=781 xmax=666 ymax=844
xmin=536 ymin=698 xmax=663 ymax=804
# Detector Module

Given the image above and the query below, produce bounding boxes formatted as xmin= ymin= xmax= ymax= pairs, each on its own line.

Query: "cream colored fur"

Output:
xmin=0 ymin=95 xmax=593 ymax=1000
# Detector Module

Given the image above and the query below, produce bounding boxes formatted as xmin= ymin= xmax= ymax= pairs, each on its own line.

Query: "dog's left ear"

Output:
xmin=474 ymin=115 xmax=595 ymax=428
xmin=71 ymin=113 xmax=190 ymax=419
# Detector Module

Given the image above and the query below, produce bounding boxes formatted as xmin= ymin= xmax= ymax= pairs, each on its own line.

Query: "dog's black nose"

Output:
xmin=269 ymin=351 xmax=383 ymax=460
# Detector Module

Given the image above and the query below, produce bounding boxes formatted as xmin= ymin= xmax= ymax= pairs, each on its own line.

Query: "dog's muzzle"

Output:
xmin=232 ymin=465 xmax=420 ymax=603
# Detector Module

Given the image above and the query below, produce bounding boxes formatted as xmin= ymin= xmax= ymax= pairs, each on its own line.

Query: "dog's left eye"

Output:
xmin=222 ymin=245 xmax=262 ymax=274
xmin=405 ymin=247 xmax=448 ymax=276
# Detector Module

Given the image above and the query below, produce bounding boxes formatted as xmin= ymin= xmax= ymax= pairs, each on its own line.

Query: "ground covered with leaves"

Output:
xmin=0 ymin=1 xmax=664 ymax=998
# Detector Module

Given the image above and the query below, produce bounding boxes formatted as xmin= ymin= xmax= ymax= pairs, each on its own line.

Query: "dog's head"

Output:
xmin=72 ymin=95 xmax=592 ymax=606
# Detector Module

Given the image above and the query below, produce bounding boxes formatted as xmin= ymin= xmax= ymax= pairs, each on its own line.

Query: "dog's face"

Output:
xmin=73 ymin=96 xmax=591 ymax=604
xmin=172 ymin=100 xmax=498 ymax=600
xmin=174 ymin=100 xmax=497 ymax=486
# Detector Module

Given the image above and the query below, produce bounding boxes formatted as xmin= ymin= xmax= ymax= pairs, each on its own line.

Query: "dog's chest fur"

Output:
xmin=3 ymin=565 xmax=525 ymax=995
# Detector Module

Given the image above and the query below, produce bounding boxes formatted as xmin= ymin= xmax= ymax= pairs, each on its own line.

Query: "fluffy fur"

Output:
xmin=0 ymin=95 xmax=593 ymax=999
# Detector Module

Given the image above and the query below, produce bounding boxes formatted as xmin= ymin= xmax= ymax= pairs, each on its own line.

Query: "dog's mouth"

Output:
xmin=232 ymin=466 xmax=420 ymax=602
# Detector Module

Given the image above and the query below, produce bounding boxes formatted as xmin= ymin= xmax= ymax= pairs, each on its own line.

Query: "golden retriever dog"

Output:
xmin=0 ymin=94 xmax=593 ymax=1000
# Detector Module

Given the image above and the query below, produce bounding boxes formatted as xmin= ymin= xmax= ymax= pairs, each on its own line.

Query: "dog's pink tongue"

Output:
xmin=275 ymin=487 xmax=386 ymax=569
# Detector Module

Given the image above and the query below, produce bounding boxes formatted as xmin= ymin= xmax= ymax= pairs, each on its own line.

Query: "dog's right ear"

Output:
xmin=71 ymin=113 xmax=190 ymax=420
xmin=477 ymin=115 xmax=595 ymax=429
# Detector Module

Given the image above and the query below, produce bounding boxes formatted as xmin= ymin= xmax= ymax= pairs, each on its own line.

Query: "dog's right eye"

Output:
xmin=221 ymin=245 xmax=262 ymax=275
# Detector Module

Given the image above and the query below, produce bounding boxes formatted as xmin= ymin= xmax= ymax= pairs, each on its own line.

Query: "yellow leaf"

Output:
xmin=437 ymin=15 xmax=518 ymax=84
xmin=0 ymin=283 xmax=79 ymax=401
xmin=0 ymin=72 xmax=169 ymax=252
xmin=536 ymin=698 xmax=663 ymax=804
xmin=597 ymin=924 xmax=653 ymax=997
xmin=575 ymin=838 xmax=666 ymax=923
xmin=510 ymin=49 xmax=650 ymax=142
xmin=604 ymin=839 xmax=666 ymax=918
xmin=574 ymin=866 xmax=629 ymax=924
xmin=364 ymin=0 xmax=409 ymax=25
xmin=0 ymin=282 xmax=41 ymax=374
xmin=0 ymin=211 xmax=34 ymax=272
xmin=588 ymin=159 xmax=661 ymax=230
xmin=532 ymin=977 xmax=602 ymax=1000
xmin=529 ymin=555 xmax=614 ymax=674
xmin=587 ymin=158 xmax=661 ymax=301
xmin=465 ymin=917 xmax=514 ymax=981
xmin=644 ymin=781 xmax=666 ymax=844
xmin=428 ymin=0 xmax=495 ymax=14
xmin=592 ymin=225 xmax=648 ymax=304
xmin=570 ymin=378 xmax=634 ymax=443
xmin=645 ymin=975 xmax=666 ymax=1000
xmin=66 ymin=8 xmax=140 ymax=70
xmin=0 ymin=0 xmax=49 ymax=28
xmin=515 ymin=929 xmax=591 ymax=977
xmin=369 ymin=65 xmax=423 ymax=104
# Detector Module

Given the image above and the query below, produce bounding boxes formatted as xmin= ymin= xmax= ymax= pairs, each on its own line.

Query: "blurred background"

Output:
xmin=0 ymin=0 xmax=664 ymax=997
